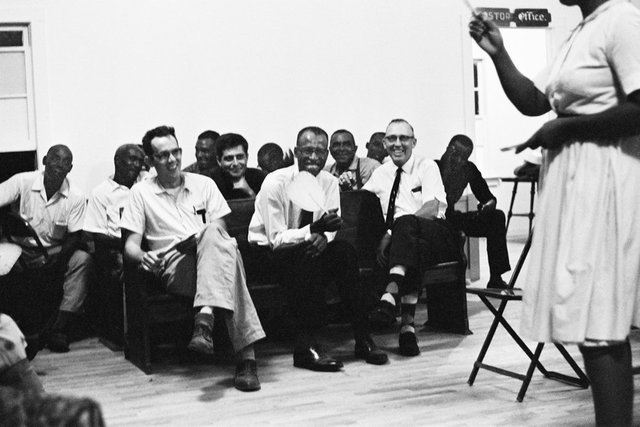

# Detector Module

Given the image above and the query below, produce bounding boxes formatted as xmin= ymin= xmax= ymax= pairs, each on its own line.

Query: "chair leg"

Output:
xmin=468 ymin=298 xmax=509 ymax=386
xmin=517 ymin=343 xmax=544 ymax=402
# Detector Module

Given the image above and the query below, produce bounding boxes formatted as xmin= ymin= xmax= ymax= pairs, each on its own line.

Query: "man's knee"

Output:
xmin=200 ymin=222 xmax=237 ymax=249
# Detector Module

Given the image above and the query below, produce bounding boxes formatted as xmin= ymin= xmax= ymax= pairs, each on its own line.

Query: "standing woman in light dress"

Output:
xmin=469 ymin=0 xmax=640 ymax=425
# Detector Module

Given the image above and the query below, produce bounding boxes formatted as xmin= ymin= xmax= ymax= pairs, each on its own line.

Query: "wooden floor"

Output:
xmin=33 ymin=234 xmax=640 ymax=426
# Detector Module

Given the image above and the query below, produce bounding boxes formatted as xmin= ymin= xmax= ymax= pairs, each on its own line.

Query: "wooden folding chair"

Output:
xmin=466 ymin=230 xmax=589 ymax=401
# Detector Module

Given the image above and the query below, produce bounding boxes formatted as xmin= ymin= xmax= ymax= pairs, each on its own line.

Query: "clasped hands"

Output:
xmin=305 ymin=208 xmax=342 ymax=258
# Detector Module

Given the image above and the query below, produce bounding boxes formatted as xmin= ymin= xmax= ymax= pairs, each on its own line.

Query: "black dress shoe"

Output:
xmin=355 ymin=336 xmax=388 ymax=365
xmin=45 ymin=331 xmax=70 ymax=353
xmin=398 ymin=332 xmax=420 ymax=357
xmin=293 ymin=346 xmax=344 ymax=372
xmin=487 ymin=278 xmax=509 ymax=289
xmin=369 ymin=300 xmax=397 ymax=329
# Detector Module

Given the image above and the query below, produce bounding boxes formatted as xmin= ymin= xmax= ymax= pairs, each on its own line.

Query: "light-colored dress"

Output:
xmin=521 ymin=0 xmax=640 ymax=344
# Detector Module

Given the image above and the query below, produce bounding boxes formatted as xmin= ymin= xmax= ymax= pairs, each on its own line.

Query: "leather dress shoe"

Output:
xmin=355 ymin=336 xmax=388 ymax=365
xmin=369 ymin=300 xmax=397 ymax=329
xmin=46 ymin=331 xmax=70 ymax=353
xmin=487 ymin=278 xmax=509 ymax=290
xmin=234 ymin=359 xmax=261 ymax=392
xmin=398 ymin=332 xmax=420 ymax=357
xmin=293 ymin=346 xmax=343 ymax=372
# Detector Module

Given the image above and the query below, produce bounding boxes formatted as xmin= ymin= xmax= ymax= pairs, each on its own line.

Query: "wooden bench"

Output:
xmin=122 ymin=192 xmax=470 ymax=374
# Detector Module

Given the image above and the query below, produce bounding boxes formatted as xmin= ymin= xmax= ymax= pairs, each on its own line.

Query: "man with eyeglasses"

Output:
xmin=363 ymin=119 xmax=461 ymax=357
xmin=83 ymin=144 xmax=145 ymax=345
xmin=324 ymin=129 xmax=380 ymax=191
xmin=0 ymin=145 xmax=93 ymax=353
xmin=436 ymin=134 xmax=510 ymax=289
xmin=120 ymin=126 xmax=265 ymax=392
xmin=247 ymin=126 xmax=388 ymax=372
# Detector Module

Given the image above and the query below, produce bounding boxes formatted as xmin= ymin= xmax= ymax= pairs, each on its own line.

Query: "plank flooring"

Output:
xmin=32 ymin=235 xmax=640 ymax=426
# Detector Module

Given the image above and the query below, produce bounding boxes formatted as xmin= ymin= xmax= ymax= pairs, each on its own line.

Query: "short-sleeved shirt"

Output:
xmin=83 ymin=177 xmax=131 ymax=239
xmin=324 ymin=155 xmax=381 ymax=189
xmin=0 ymin=171 xmax=86 ymax=248
xmin=363 ymin=155 xmax=447 ymax=222
xmin=534 ymin=0 xmax=640 ymax=115
xmin=248 ymin=164 xmax=340 ymax=248
xmin=120 ymin=173 xmax=230 ymax=251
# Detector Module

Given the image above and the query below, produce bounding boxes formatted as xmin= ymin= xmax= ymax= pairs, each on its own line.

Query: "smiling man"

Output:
xmin=324 ymin=129 xmax=380 ymax=191
xmin=247 ymin=126 xmax=388 ymax=372
xmin=363 ymin=119 xmax=461 ymax=357
xmin=120 ymin=126 xmax=265 ymax=391
xmin=182 ymin=130 xmax=220 ymax=178
xmin=211 ymin=133 xmax=266 ymax=200
xmin=0 ymin=145 xmax=92 ymax=353
xmin=84 ymin=144 xmax=145 ymax=345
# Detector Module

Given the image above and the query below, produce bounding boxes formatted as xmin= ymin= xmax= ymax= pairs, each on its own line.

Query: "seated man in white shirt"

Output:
xmin=0 ymin=145 xmax=92 ymax=353
xmin=247 ymin=126 xmax=388 ymax=372
xmin=121 ymin=126 xmax=265 ymax=392
xmin=83 ymin=144 xmax=145 ymax=343
xmin=363 ymin=119 xmax=461 ymax=357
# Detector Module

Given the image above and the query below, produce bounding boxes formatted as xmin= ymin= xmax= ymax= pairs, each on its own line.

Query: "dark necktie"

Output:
xmin=385 ymin=167 xmax=402 ymax=230
xmin=299 ymin=209 xmax=314 ymax=228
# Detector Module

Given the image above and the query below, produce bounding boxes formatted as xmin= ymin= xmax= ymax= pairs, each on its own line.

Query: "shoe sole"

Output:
xmin=235 ymin=383 xmax=261 ymax=392
xmin=293 ymin=360 xmax=343 ymax=372
xmin=187 ymin=340 xmax=214 ymax=355
xmin=399 ymin=348 xmax=420 ymax=357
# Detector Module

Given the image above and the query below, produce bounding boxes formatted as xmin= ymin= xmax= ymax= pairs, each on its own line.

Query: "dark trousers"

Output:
xmin=446 ymin=209 xmax=510 ymax=276
xmin=388 ymin=215 xmax=461 ymax=294
xmin=243 ymin=239 xmax=368 ymax=336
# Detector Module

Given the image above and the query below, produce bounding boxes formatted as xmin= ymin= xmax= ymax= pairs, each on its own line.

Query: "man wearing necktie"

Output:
xmin=363 ymin=119 xmax=461 ymax=357
xmin=248 ymin=126 xmax=388 ymax=372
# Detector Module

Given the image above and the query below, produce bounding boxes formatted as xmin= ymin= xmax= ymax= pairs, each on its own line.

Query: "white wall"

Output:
xmin=0 ymin=0 xmax=594 ymax=194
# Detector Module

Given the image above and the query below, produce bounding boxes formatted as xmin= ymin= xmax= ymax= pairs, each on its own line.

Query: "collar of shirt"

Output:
xmin=150 ymin=173 xmax=193 ymax=196
xmin=107 ymin=175 xmax=132 ymax=192
xmin=31 ymin=170 xmax=70 ymax=202
xmin=397 ymin=154 xmax=416 ymax=176
xmin=329 ymin=155 xmax=359 ymax=175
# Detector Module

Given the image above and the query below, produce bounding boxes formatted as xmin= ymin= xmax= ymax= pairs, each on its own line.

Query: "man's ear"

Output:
xmin=42 ymin=155 xmax=47 ymax=166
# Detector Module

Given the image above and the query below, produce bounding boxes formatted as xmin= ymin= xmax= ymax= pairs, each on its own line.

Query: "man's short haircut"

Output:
xmin=142 ymin=126 xmax=178 ymax=156
xmin=330 ymin=129 xmax=355 ymax=145
xmin=46 ymin=144 xmax=73 ymax=160
xmin=369 ymin=131 xmax=385 ymax=142
xmin=387 ymin=118 xmax=415 ymax=135
xmin=114 ymin=144 xmax=144 ymax=164
xmin=296 ymin=126 xmax=328 ymax=146
xmin=449 ymin=134 xmax=474 ymax=151
xmin=198 ymin=130 xmax=220 ymax=141
xmin=215 ymin=133 xmax=248 ymax=159
xmin=258 ymin=142 xmax=283 ymax=159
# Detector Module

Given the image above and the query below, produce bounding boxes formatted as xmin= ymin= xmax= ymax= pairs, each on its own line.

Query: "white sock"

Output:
xmin=400 ymin=325 xmax=415 ymax=334
xmin=381 ymin=293 xmax=396 ymax=306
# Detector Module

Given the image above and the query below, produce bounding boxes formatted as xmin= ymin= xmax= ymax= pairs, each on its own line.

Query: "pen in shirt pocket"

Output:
xmin=193 ymin=204 xmax=206 ymax=223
